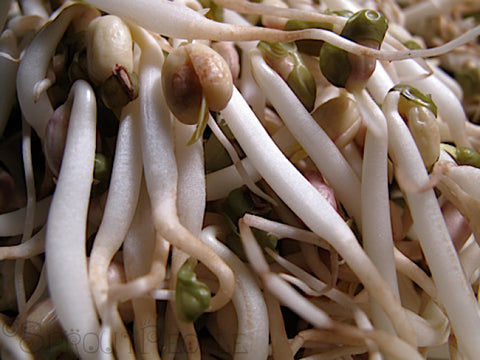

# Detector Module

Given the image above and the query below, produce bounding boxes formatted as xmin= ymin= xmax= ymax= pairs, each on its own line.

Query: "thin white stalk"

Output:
xmin=200 ymin=226 xmax=269 ymax=360
xmin=239 ymin=219 xmax=333 ymax=329
xmin=394 ymin=248 xmax=438 ymax=302
xmin=205 ymin=125 xmax=299 ymax=201
xmin=88 ymin=101 xmax=143 ymax=300
xmin=265 ymin=248 xmax=375 ymax=332
xmin=175 ymin=122 xmax=205 ymax=236
xmin=207 ymin=116 xmax=274 ymax=204
xmin=84 ymin=0 xmax=480 ymax=61
xmin=240 ymin=220 xmax=422 ymax=360
xmin=264 ymin=289 xmax=295 ymax=360
xmin=0 ymin=29 xmax=18 ymax=137
xmin=249 ymin=50 xmax=362 ymax=225
xmin=0 ymin=196 xmax=50 ymax=237
xmin=132 ymin=23 xmax=234 ymax=312
xmin=243 ymin=213 xmax=329 ymax=250
xmin=15 ymin=118 xmax=37 ymax=320
xmin=16 ymin=3 xmax=89 ymax=139
xmin=0 ymin=226 xmax=45 ymax=260
xmin=352 ymin=88 xmax=399 ymax=336
xmin=0 ymin=316 xmax=33 ymax=360
xmin=172 ymin=121 xmax=206 ymax=360
xmin=206 ymin=157 xmax=261 ymax=201
xmin=123 ymin=181 xmax=160 ymax=360
xmin=384 ymin=91 xmax=480 ymax=360
xmin=221 ymin=87 xmax=415 ymax=345
xmin=18 ymin=0 xmax=50 ymax=19
xmin=88 ymin=99 xmax=142 ymax=360
xmin=45 ymin=80 xmax=100 ymax=360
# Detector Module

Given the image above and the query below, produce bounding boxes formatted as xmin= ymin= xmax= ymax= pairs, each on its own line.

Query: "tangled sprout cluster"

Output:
xmin=0 ymin=0 xmax=480 ymax=359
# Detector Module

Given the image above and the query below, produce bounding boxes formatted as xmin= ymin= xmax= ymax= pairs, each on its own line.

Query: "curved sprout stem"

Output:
xmin=240 ymin=220 xmax=422 ymax=360
xmin=207 ymin=115 xmax=275 ymax=204
xmin=171 ymin=121 xmax=206 ymax=360
xmin=0 ymin=315 xmax=34 ymax=360
xmin=88 ymin=99 xmax=142 ymax=358
xmin=0 ymin=197 xmax=51 ymax=237
xmin=352 ymin=88 xmax=399 ymax=335
xmin=0 ymin=226 xmax=45 ymax=261
xmin=84 ymin=0 xmax=480 ymax=61
xmin=132 ymin=23 xmax=235 ymax=312
xmin=384 ymin=91 xmax=480 ymax=359
xmin=122 ymin=180 xmax=161 ymax=360
xmin=16 ymin=3 xmax=90 ymax=139
xmin=200 ymin=226 xmax=269 ymax=360
xmin=45 ymin=80 xmax=100 ymax=360
xmin=249 ymin=50 xmax=362 ymax=225
xmin=221 ymin=87 xmax=416 ymax=346
xmin=206 ymin=157 xmax=261 ymax=201
xmin=14 ymin=118 xmax=37 ymax=322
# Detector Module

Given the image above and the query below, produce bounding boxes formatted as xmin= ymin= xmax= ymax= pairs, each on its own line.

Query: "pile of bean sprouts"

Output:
xmin=1 ymin=0 xmax=480 ymax=359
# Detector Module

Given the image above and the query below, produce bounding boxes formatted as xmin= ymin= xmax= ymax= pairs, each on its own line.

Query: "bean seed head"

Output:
xmin=162 ymin=43 xmax=233 ymax=125
xmin=86 ymin=15 xmax=134 ymax=85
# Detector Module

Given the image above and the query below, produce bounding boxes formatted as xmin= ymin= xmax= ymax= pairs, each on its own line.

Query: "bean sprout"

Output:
xmin=1 ymin=0 xmax=480 ymax=359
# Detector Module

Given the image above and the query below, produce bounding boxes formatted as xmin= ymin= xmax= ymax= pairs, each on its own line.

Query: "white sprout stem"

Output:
xmin=0 ymin=226 xmax=45 ymax=260
xmin=16 ymin=3 xmax=89 ymax=139
xmin=133 ymin=24 xmax=234 ymax=312
xmin=249 ymin=50 xmax=362 ymax=225
xmin=172 ymin=121 xmax=206 ymax=360
xmin=240 ymin=220 xmax=422 ymax=360
xmin=123 ymin=182 xmax=160 ymax=360
xmin=15 ymin=118 xmax=37 ymax=320
xmin=222 ymin=8 xmax=266 ymax=118
xmin=393 ymin=57 xmax=471 ymax=148
xmin=45 ymin=80 xmax=100 ymax=360
xmin=459 ymin=237 xmax=480 ymax=285
xmin=200 ymin=226 xmax=269 ymax=360
xmin=207 ymin=116 xmax=275 ymax=204
xmin=88 ymin=100 xmax=143 ymax=305
xmin=205 ymin=125 xmax=299 ymax=201
xmin=206 ymin=158 xmax=261 ymax=201
xmin=88 ymin=100 xmax=142 ymax=358
xmin=352 ymin=88 xmax=399 ymax=334
xmin=175 ymin=122 xmax=205 ymax=236
xmin=84 ymin=0 xmax=480 ymax=62
xmin=0 ymin=196 xmax=51 ymax=237
xmin=0 ymin=29 xmax=18 ymax=137
xmin=221 ymin=87 xmax=416 ymax=345
xmin=383 ymin=91 xmax=480 ymax=359
xmin=18 ymin=0 xmax=50 ymax=19
xmin=263 ymin=289 xmax=295 ymax=360
xmin=394 ymin=248 xmax=438 ymax=302
xmin=265 ymin=247 xmax=374 ymax=332
xmin=243 ymin=214 xmax=329 ymax=249
xmin=0 ymin=316 xmax=33 ymax=360
xmin=239 ymin=219 xmax=333 ymax=329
